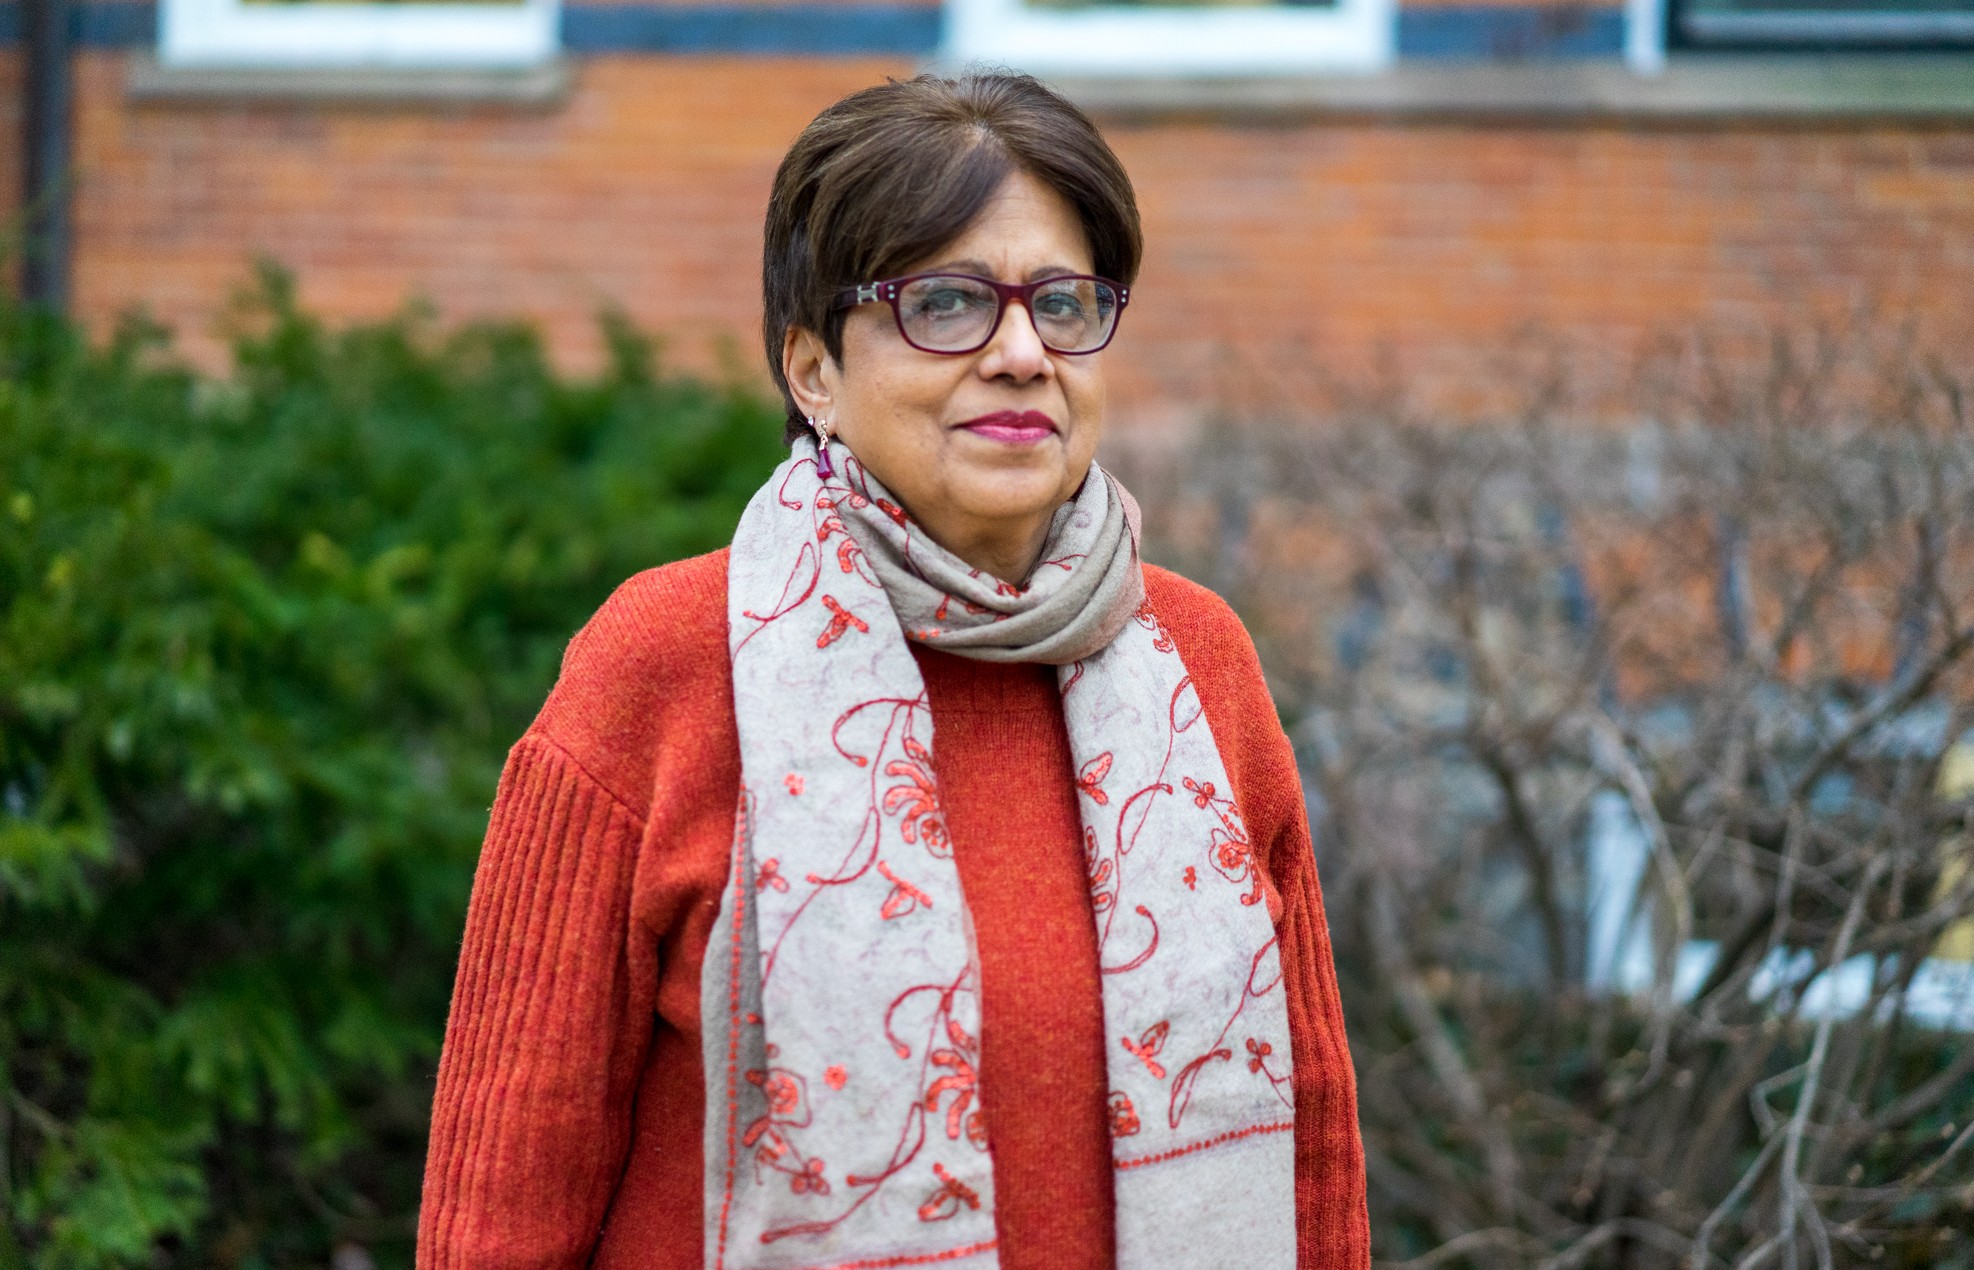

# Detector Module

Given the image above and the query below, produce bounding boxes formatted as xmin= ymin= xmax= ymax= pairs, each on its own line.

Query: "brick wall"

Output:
xmin=16 ymin=48 xmax=1974 ymax=423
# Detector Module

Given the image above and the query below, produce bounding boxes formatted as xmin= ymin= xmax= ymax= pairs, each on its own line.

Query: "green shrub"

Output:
xmin=0 ymin=265 xmax=784 ymax=1266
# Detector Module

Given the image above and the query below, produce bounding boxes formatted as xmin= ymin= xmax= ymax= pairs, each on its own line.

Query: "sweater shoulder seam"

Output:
xmin=513 ymin=727 xmax=651 ymax=832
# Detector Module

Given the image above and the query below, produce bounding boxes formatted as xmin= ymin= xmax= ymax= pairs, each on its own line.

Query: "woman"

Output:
xmin=420 ymin=72 xmax=1368 ymax=1269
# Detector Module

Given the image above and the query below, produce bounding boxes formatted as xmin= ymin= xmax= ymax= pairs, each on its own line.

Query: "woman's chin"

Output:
xmin=947 ymin=462 xmax=1077 ymax=524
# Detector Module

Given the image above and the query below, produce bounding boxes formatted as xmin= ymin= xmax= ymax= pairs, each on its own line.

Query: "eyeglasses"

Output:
xmin=831 ymin=272 xmax=1129 ymax=356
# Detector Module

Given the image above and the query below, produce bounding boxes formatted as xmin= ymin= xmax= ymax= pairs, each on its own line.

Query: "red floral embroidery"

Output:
xmin=876 ymin=859 xmax=933 ymax=921
xmin=817 ymin=595 xmax=869 ymax=649
xmin=1108 ymin=1091 xmax=1141 ymax=1139
xmin=1185 ymin=777 xmax=1264 ymax=908
xmin=783 ymin=773 xmax=804 ymax=796
xmin=1083 ymin=827 xmax=1116 ymax=915
xmin=1121 ymin=1021 xmax=1170 ymax=1080
xmin=756 ymin=857 xmax=790 ymax=894
xmin=758 ymin=1070 xmax=800 ymax=1116
xmin=925 ymin=1019 xmax=981 ymax=1142
xmin=876 ymin=497 xmax=909 ymax=527
xmin=812 ymin=495 xmax=869 ymax=576
xmin=1135 ymin=599 xmax=1176 ymax=653
xmin=1245 ymin=1038 xmax=1273 ymax=1073
xmin=824 ymin=1064 xmax=848 ymax=1090
xmin=1183 ymin=866 xmax=1198 ymax=891
xmin=882 ymin=736 xmax=950 ymax=857
xmin=742 ymin=1067 xmax=831 ymax=1197
xmin=1075 ymin=752 xmax=1113 ymax=805
xmin=917 ymin=1162 xmax=981 ymax=1222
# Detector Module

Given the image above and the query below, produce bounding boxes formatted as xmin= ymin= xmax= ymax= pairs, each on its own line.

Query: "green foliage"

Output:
xmin=0 ymin=265 xmax=785 ymax=1266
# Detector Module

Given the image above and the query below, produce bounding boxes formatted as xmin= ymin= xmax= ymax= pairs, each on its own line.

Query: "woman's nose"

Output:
xmin=980 ymin=300 xmax=1052 ymax=380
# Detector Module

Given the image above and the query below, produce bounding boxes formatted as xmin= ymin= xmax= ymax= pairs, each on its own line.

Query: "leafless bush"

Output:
xmin=1112 ymin=328 xmax=1974 ymax=1268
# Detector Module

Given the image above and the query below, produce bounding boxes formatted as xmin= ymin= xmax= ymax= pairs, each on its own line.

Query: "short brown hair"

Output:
xmin=762 ymin=72 xmax=1143 ymax=441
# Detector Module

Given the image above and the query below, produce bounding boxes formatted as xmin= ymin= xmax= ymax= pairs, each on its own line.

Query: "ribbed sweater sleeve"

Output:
xmin=1272 ymin=773 xmax=1372 ymax=1268
xmin=418 ymin=732 xmax=650 ymax=1266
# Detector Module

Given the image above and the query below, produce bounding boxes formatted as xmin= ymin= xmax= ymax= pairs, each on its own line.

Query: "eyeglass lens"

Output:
xmin=896 ymin=276 xmax=1119 ymax=354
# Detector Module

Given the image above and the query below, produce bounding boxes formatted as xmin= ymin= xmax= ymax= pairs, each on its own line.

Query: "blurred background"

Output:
xmin=3 ymin=0 xmax=1973 ymax=1264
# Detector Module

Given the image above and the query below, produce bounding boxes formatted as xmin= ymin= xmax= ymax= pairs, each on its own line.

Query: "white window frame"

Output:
xmin=159 ymin=0 xmax=560 ymax=69
xmin=943 ymin=0 xmax=1395 ymax=77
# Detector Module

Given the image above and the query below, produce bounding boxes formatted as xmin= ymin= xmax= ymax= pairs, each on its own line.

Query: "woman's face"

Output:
xmin=784 ymin=168 xmax=1108 ymax=583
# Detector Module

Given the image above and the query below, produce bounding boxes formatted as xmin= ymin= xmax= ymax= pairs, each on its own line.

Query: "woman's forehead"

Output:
xmin=905 ymin=172 xmax=1095 ymax=279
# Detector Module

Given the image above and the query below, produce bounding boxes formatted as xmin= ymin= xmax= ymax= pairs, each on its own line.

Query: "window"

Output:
xmin=943 ymin=0 xmax=1396 ymax=77
xmin=1673 ymin=0 xmax=1974 ymax=47
xmin=158 ymin=0 xmax=560 ymax=69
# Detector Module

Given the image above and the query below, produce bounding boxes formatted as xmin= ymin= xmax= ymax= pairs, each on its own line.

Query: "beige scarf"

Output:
xmin=703 ymin=435 xmax=1296 ymax=1269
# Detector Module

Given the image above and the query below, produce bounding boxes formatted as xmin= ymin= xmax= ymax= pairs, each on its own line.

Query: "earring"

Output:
xmin=810 ymin=414 xmax=836 ymax=478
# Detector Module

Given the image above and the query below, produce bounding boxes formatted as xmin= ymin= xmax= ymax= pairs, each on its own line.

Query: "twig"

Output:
xmin=1379 ymin=1227 xmax=1534 ymax=1269
xmin=1775 ymin=854 xmax=1887 ymax=1270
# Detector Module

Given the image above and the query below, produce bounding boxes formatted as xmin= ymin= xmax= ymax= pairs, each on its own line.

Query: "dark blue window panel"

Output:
xmin=77 ymin=1 xmax=158 ymax=44
xmin=1398 ymin=4 xmax=1627 ymax=57
xmin=561 ymin=4 xmax=942 ymax=54
xmin=0 ymin=2 xmax=159 ymax=45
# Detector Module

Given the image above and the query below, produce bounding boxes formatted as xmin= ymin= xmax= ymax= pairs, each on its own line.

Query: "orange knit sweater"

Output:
xmin=419 ymin=549 xmax=1369 ymax=1268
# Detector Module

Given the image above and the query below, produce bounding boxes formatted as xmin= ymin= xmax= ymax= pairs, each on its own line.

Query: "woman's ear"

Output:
xmin=782 ymin=326 xmax=835 ymax=421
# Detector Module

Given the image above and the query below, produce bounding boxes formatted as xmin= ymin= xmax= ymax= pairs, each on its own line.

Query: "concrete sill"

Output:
xmin=1054 ymin=56 xmax=1974 ymax=124
xmin=125 ymin=55 xmax=572 ymax=109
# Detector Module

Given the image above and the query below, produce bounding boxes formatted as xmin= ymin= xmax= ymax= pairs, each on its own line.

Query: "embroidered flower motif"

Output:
xmin=1188 ymin=777 xmax=1264 ymax=907
xmin=1212 ymin=829 xmax=1263 ymax=907
xmin=917 ymin=1162 xmax=981 ymax=1222
xmin=756 ymin=857 xmax=789 ymax=893
xmin=790 ymin=1157 xmax=831 ymax=1196
xmin=817 ymin=594 xmax=869 ymax=649
xmin=876 ymin=497 xmax=908 ymax=527
xmin=1135 ymin=600 xmax=1176 ymax=653
xmin=824 ymin=1065 xmax=848 ymax=1091
xmin=876 ymin=859 xmax=933 ymax=920
xmin=1245 ymin=1037 xmax=1273 ymax=1073
xmin=1108 ymin=1091 xmax=1141 ymax=1139
xmin=741 ymin=1067 xmax=828 ymax=1197
xmin=1083 ymin=827 xmax=1116 ymax=915
xmin=925 ymin=1019 xmax=980 ymax=1140
xmin=964 ymin=1110 xmax=989 ymax=1150
xmin=783 ymin=773 xmax=804 ymax=796
xmin=752 ymin=1069 xmax=801 ymax=1117
xmin=882 ymin=736 xmax=950 ymax=857
xmin=1075 ymin=752 xmax=1113 ymax=805
xmin=1183 ymin=866 xmax=1198 ymax=891
xmin=1121 ymin=1021 xmax=1170 ymax=1080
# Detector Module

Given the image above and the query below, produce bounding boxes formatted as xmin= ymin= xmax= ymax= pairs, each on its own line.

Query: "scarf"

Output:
xmin=703 ymin=435 xmax=1296 ymax=1269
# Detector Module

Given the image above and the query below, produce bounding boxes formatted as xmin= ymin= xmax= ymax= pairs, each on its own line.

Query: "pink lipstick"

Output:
xmin=956 ymin=410 xmax=1058 ymax=445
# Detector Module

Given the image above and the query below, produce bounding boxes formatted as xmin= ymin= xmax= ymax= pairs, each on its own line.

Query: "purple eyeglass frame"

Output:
xmin=830 ymin=272 xmax=1131 ymax=356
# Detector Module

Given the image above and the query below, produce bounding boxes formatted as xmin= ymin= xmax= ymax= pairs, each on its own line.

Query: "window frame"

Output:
xmin=942 ymin=0 xmax=1397 ymax=77
xmin=1666 ymin=0 xmax=1974 ymax=48
xmin=157 ymin=0 xmax=561 ymax=69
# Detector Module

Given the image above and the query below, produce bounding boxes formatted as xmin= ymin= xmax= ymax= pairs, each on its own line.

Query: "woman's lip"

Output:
xmin=956 ymin=410 xmax=1058 ymax=444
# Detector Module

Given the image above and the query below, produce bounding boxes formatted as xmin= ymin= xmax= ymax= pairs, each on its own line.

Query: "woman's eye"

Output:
xmin=1036 ymin=293 xmax=1087 ymax=320
xmin=912 ymin=288 xmax=986 ymax=318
